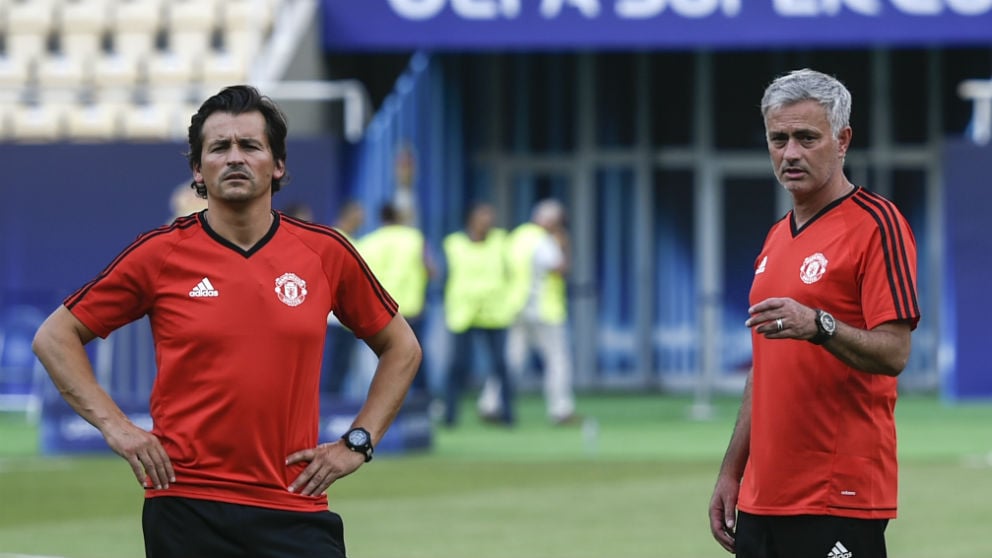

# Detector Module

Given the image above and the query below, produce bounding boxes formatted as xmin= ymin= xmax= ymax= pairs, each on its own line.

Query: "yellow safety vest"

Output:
xmin=442 ymin=228 xmax=513 ymax=332
xmin=506 ymin=223 xmax=567 ymax=324
xmin=358 ymin=224 xmax=429 ymax=317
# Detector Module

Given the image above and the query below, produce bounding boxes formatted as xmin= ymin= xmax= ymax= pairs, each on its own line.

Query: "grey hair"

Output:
xmin=761 ymin=68 xmax=852 ymax=138
xmin=532 ymin=198 xmax=565 ymax=226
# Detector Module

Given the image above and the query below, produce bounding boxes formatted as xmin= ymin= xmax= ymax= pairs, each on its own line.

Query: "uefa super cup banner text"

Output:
xmin=323 ymin=0 xmax=992 ymax=49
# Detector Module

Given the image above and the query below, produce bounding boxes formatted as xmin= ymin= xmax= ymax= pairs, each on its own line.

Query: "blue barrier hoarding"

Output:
xmin=942 ymin=138 xmax=992 ymax=400
xmin=322 ymin=0 xmax=992 ymax=50
xmin=41 ymin=395 xmax=432 ymax=455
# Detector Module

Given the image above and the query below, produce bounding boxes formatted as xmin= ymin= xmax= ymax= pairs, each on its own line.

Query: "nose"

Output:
xmin=782 ymin=137 xmax=802 ymax=162
xmin=225 ymin=145 xmax=246 ymax=165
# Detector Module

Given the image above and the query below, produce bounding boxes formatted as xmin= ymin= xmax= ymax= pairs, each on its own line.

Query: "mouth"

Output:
xmin=781 ymin=167 xmax=806 ymax=180
xmin=223 ymin=172 xmax=251 ymax=181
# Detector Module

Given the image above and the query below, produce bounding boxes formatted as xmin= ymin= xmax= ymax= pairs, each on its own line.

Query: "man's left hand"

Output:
xmin=285 ymin=441 xmax=366 ymax=496
xmin=746 ymin=297 xmax=817 ymax=340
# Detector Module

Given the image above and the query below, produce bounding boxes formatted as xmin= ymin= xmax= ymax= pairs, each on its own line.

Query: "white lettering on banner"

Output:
xmin=388 ymin=0 xmax=519 ymax=19
xmin=778 ymin=0 xmax=992 ymax=15
xmin=616 ymin=0 xmax=664 ymax=17
xmin=947 ymin=0 xmax=992 ymax=14
xmin=541 ymin=0 xmax=602 ymax=18
xmin=774 ymin=0 xmax=880 ymax=15
xmin=388 ymin=0 xmax=446 ymax=19
xmin=388 ymin=0 xmax=992 ymax=19
xmin=959 ymin=79 xmax=992 ymax=145
xmin=452 ymin=0 xmax=520 ymax=18
xmin=891 ymin=0 xmax=941 ymax=14
xmin=616 ymin=0 xmax=740 ymax=18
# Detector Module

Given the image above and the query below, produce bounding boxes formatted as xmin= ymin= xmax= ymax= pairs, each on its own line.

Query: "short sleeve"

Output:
xmin=858 ymin=212 xmax=921 ymax=331
xmin=63 ymin=239 xmax=156 ymax=338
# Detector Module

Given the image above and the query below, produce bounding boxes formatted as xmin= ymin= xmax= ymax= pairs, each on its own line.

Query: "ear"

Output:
xmin=836 ymin=126 xmax=853 ymax=158
xmin=273 ymin=159 xmax=286 ymax=180
xmin=192 ymin=165 xmax=203 ymax=185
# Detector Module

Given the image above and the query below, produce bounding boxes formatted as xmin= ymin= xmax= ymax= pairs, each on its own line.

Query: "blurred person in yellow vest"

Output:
xmin=358 ymin=202 xmax=435 ymax=396
xmin=478 ymin=198 xmax=577 ymax=425
xmin=322 ymin=200 xmax=367 ymax=396
xmin=441 ymin=202 xmax=515 ymax=427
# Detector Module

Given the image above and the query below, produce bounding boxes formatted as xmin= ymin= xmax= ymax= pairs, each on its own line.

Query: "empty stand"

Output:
xmin=0 ymin=0 xmax=281 ymax=142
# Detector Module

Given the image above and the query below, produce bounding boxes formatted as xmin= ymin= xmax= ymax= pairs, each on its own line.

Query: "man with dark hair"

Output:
xmin=32 ymin=85 xmax=421 ymax=558
xmin=708 ymin=69 xmax=919 ymax=558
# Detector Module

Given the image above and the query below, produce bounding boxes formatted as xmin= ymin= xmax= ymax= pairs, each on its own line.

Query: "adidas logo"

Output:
xmin=827 ymin=541 xmax=853 ymax=558
xmin=188 ymin=277 xmax=219 ymax=298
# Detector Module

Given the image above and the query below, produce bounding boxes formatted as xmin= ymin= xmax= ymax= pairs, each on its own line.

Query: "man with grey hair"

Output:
xmin=708 ymin=69 xmax=919 ymax=557
xmin=478 ymin=198 xmax=578 ymax=425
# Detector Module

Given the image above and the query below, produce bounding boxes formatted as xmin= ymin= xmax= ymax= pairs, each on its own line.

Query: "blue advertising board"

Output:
xmin=322 ymin=0 xmax=992 ymax=50
xmin=40 ymin=395 xmax=433 ymax=455
xmin=941 ymin=138 xmax=992 ymax=400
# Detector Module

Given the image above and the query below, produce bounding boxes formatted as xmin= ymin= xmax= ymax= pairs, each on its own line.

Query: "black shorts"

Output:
xmin=142 ymin=496 xmax=347 ymax=558
xmin=735 ymin=511 xmax=888 ymax=558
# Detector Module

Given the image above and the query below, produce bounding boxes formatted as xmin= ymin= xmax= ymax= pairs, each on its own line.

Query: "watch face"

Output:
xmin=348 ymin=429 xmax=369 ymax=446
xmin=821 ymin=312 xmax=837 ymax=333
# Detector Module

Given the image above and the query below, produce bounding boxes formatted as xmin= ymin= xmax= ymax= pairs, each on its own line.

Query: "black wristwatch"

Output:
xmin=342 ymin=427 xmax=374 ymax=462
xmin=810 ymin=309 xmax=837 ymax=345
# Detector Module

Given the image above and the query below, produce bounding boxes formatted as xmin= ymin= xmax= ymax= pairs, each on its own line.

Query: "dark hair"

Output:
xmin=186 ymin=85 xmax=289 ymax=199
xmin=379 ymin=203 xmax=399 ymax=223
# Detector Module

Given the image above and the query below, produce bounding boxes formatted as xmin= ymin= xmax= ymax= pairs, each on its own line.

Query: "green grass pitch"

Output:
xmin=1 ymin=394 xmax=991 ymax=557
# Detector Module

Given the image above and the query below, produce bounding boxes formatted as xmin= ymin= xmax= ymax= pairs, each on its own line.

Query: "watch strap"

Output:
xmin=810 ymin=309 xmax=834 ymax=345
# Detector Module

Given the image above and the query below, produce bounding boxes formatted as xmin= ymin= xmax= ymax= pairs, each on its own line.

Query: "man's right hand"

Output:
xmin=708 ymin=475 xmax=740 ymax=553
xmin=103 ymin=421 xmax=175 ymax=489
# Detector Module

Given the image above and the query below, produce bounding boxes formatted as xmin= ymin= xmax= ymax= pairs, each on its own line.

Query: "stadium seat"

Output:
xmin=4 ymin=1 xmax=55 ymax=63
xmin=120 ymin=101 xmax=176 ymax=140
xmin=59 ymin=0 xmax=110 ymax=62
xmin=110 ymin=0 xmax=163 ymax=62
xmin=223 ymin=0 xmax=272 ymax=32
xmin=9 ymin=102 xmax=66 ymax=141
xmin=36 ymin=53 xmax=91 ymax=89
xmin=92 ymin=51 xmax=143 ymax=90
xmin=166 ymin=0 xmax=218 ymax=60
xmin=202 ymin=51 xmax=251 ymax=89
xmin=146 ymin=50 xmax=200 ymax=88
xmin=0 ymin=55 xmax=31 ymax=89
xmin=65 ymin=100 xmax=122 ymax=140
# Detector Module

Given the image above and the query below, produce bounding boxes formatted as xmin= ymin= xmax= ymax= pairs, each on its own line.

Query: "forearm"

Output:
xmin=823 ymin=320 xmax=911 ymax=377
xmin=354 ymin=322 xmax=422 ymax=443
xmin=718 ymin=372 xmax=752 ymax=481
xmin=32 ymin=309 xmax=129 ymax=432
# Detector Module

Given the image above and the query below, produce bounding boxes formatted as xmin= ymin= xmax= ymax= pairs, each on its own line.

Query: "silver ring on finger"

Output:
xmin=775 ymin=318 xmax=784 ymax=332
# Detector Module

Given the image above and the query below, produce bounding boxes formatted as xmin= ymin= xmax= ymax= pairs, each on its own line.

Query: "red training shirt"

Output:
xmin=64 ymin=211 xmax=397 ymax=512
xmin=739 ymin=187 xmax=920 ymax=520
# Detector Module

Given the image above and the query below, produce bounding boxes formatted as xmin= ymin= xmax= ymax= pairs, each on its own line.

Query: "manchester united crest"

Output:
xmin=800 ymin=253 xmax=828 ymax=285
xmin=274 ymin=272 xmax=308 ymax=307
